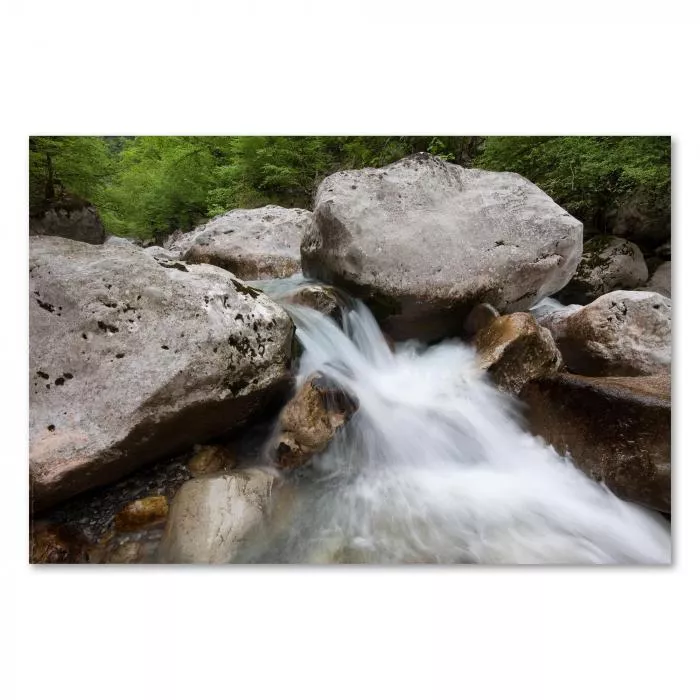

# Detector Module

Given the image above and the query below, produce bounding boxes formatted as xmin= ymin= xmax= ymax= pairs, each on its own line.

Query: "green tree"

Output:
xmin=475 ymin=136 xmax=670 ymax=236
xmin=29 ymin=136 xmax=113 ymax=216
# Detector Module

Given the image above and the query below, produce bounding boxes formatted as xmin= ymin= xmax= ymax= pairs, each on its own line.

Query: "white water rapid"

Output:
xmin=240 ymin=279 xmax=671 ymax=565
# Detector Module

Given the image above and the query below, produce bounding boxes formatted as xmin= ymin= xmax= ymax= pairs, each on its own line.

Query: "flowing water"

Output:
xmin=239 ymin=280 xmax=671 ymax=565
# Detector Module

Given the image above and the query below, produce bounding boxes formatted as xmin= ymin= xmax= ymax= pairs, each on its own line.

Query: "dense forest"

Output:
xmin=29 ymin=136 xmax=671 ymax=243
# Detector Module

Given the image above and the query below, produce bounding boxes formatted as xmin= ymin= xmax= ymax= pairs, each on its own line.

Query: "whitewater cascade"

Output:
xmin=236 ymin=278 xmax=671 ymax=564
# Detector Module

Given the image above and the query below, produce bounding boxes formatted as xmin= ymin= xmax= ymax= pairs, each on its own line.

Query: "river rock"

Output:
xmin=29 ymin=194 xmax=107 ymax=245
xmin=30 ymin=236 xmax=294 ymax=510
xmin=301 ymin=153 xmax=583 ymax=342
xmin=30 ymin=522 xmax=89 ymax=563
xmin=279 ymin=284 xmax=343 ymax=323
xmin=463 ymin=303 xmax=500 ymax=338
xmin=187 ymin=445 xmax=236 ymax=475
xmin=475 ymin=312 xmax=562 ymax=394
xmin=520 ymin=373 xmax=671 ymax=512
xmin=538 ymin=290 xmax=671 ymax=376
xmin=177 ymin=205 xmax=312 ymax=279
xmin=274 ymin=374 xmax=358 ymax=469
xmin=645 ymin=261 xmax=671 ymax=298
xmin=158 ymin=469 xmax=278 ymax=564
xmin=556 ymin=235 xmax=648 ymax=304
xmin=114 ymin=496 xmax=169 ymax=531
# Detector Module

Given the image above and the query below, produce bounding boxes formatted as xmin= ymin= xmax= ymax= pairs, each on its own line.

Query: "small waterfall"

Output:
xmin=238 ymin=284 xmax=671 ymax=564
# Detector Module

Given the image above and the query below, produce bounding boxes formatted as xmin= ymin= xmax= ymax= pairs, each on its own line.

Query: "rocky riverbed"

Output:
xmin=29 ymin=153 xmax=672 ymax=565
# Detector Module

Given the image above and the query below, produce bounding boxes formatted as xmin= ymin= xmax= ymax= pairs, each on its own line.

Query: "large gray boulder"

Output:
xmin=30 ymin=236 xmax=294 ymax=510
xmin=29 ymin=195 xmax=106 ymax=245
xmin=171 ymin=205 xmax=312 ymax=280
xmin=158 ymin=469 xmax=278 ymax=564
xmin=538 ymin=290 xmax=671 ymax=376
xmin=301 ymin=153 xmax=583 ymax=341
xmin=557 ymin=235 xmax=648 ymax=305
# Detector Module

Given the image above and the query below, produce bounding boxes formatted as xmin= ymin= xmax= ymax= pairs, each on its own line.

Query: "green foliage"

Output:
xmin=29 ymin=136 xmax=113 ymax=216
xmin=475 ymin=136 xmax=671 ymax=233
xmin=28 ymin=136 xmax=669 ymax=243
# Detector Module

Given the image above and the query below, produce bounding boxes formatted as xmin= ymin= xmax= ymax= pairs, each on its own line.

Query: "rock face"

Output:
xmin=538 ymin=290 xmax=671 ymax=376
xmin=475 ymin=313 xmax=562 ymax=394
xmin=274 ymin=374 xmax=358 ymax=469
xmin=557 ymin=235 xmax=648 ymax=304
xmin=30 ymin=236 xmax=294 ymax=510
xmin=29 ymin=195 xmax=107 ymax=245
xmin=301 ymin=153 xmax=583 ymax=342
xmin=174 ymin=205 xmax=312 ymax=280
xmin=645 ymin=261 xmax=671 ymax=298
xmin=158 ymin=469 xmax=278 ymax=564
xmin=520 ymin=373 xmax=671 ymax=512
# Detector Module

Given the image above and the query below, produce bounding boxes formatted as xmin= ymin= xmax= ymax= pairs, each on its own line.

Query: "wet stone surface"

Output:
xmin=32 ymin=415 xmax=283 ymax=563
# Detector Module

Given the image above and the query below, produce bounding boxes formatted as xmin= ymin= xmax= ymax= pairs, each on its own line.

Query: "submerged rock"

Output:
xmin=520 ymin=373 xmax=671 ymax=512
xmin=274 ymin=374 xmax=358 ymax=469
xmin=279 ymin=284 xmax=343 ymax=323
xmin=556 ymin=235 xmax=648 ymax=304
xmin=177 ymin=205 xmax=312 ymax=279
xmin=158 ymin=469 xmax=278 ymax=564
xmin=29 ymin=236 xmax=294 ymax=510
xmin=114 ymin=495 xmax=169 ymax=532
xmin=30 ymin=522 xmax=89 ymax=563
xmin=475 ymin=312 xmax=562 ymax=394
xmin=538 ymin=290 xmax=671 ymax=376
xmin=302 ymin=153 xmax=583 ymax=342
xmin=187 ymin=445 xmax=236 ymax=476
xmin=29 ymin=194 xmax=107 ymax=245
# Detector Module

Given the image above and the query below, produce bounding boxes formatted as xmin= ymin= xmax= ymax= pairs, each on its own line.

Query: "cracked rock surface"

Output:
xmin=30 ymin=236 xmax=294 ymax=510
xmin=301 ymin=153 xmax=583 ymax=342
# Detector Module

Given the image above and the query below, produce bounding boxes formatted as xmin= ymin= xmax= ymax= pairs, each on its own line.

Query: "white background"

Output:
xmin=1 ymin=2 xmax=698 ymax=699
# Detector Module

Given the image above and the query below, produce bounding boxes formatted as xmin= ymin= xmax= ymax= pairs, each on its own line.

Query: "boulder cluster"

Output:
xmin=29 ymin=153 xmax=671 ymax=563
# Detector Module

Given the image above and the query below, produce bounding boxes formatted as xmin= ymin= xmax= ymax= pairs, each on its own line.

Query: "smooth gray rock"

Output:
xmin=158 ymin=469 xmax=278 ymax=564
xmin=301 ymin=153 xmax=583 ymax=342
xmin=557 ymin=235 xmax=648 ymax=304
xmin=645 ymin=261 xmax=671 ymax=298
xmin=30 ymin=236 xmax=294 ymax=510
xmin=539 ymin=290 xmax=671 ymax=376
xmin=173 ymin=205 xmax=312 ymax=280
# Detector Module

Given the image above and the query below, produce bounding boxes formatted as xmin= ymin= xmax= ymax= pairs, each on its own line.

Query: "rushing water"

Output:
xmin=240 ymin=280 xmax=671 ymax=565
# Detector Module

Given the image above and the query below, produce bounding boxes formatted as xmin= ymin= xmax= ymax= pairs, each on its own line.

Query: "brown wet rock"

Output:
xmin=114 ymin=495 xmax=169 ymax=532
xmin=475 ymin=312 xmax=562 ymax=394
xmin=187 ymin=445 xmax=236 ymax=476
xmin=273 ymin=374 xmax=358 ymax=469
xmin=30 ymin=522 xmax=89 ymax=563
xmin=520 ymin=373 xmax=671 ymax=512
